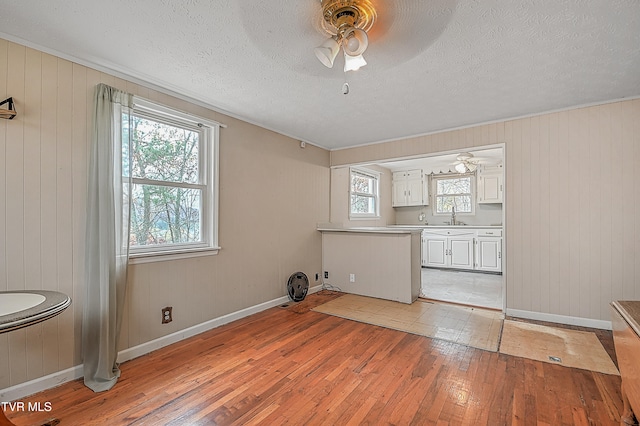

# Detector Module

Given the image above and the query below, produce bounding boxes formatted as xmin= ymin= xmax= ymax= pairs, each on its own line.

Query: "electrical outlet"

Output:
xmin=162 ymin=307 xmax=173 ymax=324
xmin=349 ymin=274 xmax=355 ymax=283
xmin=324 ymin=271 xmax=329 ymax=279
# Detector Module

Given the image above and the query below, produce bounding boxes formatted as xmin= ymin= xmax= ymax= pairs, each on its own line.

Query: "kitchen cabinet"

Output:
xmin=475 ymin=229 xmax=502 ymax=272
xmin=422 ymin=229 xmax=474 ymax=269
xmin=477 ymin=165 xmax=503 ymax=204
xmin=392 ymin=169 xmax=428 ymax=207
xmin=422 ymin=233 xmax=446 ymax=267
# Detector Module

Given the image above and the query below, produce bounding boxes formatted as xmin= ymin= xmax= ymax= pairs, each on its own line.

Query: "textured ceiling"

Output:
xmin=0 ymin=0 xmax=639 ymax=150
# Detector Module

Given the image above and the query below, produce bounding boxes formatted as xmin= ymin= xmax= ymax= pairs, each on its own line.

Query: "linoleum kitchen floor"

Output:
xmin=421 ymin=268 xmax=503 ymax=310
xmin=312 ymin=293 xmax=504 ymax=352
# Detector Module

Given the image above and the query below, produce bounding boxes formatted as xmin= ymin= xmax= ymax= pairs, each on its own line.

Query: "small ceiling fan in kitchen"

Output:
xmin=451 ymin=152 xmax=483 ymax=173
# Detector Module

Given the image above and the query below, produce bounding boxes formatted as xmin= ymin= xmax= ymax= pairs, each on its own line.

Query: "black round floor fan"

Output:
xmin=287 ymin=272 xmax=309 ymax=302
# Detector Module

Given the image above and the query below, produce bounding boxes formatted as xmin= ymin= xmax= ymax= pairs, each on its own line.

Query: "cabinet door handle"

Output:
xmin=498 ymin=252 xmax=501 ymax=259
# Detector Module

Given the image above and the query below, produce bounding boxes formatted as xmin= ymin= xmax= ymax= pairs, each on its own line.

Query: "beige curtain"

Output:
xmin=83 ymin=83 xmax=133 ymax=392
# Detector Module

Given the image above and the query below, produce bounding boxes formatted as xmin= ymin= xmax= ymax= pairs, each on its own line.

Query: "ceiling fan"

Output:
xmin=236 ymin=1 xmax=457 ymax=78
xmin=452 ymin=152 xmax=482 ymax=173
xmin=314 ymin=0 xmax=377 ymax=72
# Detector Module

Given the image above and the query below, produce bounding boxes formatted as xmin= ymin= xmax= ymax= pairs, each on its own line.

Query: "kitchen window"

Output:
xmin=433 ymin=174 xmax=475 ymax=215
xmin=125 ymin=98 xmax=220 ymax=259
xmin=350 ymin=167 xmax=380 ymax=219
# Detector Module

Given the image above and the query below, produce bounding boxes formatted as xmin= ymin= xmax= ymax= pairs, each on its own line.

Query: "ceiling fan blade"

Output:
xmin=364 ymin=0 xmax=458 ymax=66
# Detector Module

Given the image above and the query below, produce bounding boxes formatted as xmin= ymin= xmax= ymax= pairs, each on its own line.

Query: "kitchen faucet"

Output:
xmin=451 ymin=206 xmax=456 ymax=226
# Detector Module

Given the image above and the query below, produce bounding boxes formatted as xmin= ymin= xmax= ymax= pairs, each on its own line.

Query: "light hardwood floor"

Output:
xmin=6 ymin=291 xmax=623 ymax=425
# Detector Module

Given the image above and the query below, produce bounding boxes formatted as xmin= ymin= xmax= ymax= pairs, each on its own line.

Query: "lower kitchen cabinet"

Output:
xmin=422 ymin=235 xmax=446 ymax=267
xmin=422 ymin=230 xmax=475 ymax=270
xmin=476 ymin=236 xmax=502 ymax=272
xmin=450 ymin=237 xmax=475 ymax=268
xmin=421 ymin=228 xmax=502 ymax=272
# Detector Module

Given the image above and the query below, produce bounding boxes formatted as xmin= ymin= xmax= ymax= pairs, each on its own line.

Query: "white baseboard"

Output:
xmin=116 ymin=294 xmax=292 ymax=363
xmin=506 ymin=308 xmax=612 ymax=330
xmin=1 ymin=285 xmax=323 ymax=402
xmin=0 ymin=365 xmax=84 ymax=403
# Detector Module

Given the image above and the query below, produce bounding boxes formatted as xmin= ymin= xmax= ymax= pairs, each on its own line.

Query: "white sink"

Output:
xmin=0 ymin=293 xmax=46 ymax=316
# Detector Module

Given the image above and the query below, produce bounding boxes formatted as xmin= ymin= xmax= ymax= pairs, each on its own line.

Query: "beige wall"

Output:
xmin=331 ymin=100 xmax=640 ymax=323
xmin=0 ymin=39 xmax=330 ymax=390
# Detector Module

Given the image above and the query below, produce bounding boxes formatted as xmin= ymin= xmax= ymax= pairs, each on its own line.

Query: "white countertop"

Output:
xmin=317 ymin=226 xmax=422 ymax=234
xmin=316 ymin=224 xmax=502 ymax=234
xmin=388 ymin=225 xmax=503 ymax=229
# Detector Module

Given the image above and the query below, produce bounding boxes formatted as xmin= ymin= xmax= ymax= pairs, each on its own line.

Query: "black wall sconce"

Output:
xmin=0 ymin=97 xmax=17 ymax=120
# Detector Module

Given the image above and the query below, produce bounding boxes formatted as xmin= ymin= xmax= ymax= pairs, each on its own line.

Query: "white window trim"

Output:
xmin=349 ymin=167 xmax=381 ymax=220
xmin=432 ymin=173 xmax=476 ymax=216
xmin=127 ymin=97 xmax=222 ymax=262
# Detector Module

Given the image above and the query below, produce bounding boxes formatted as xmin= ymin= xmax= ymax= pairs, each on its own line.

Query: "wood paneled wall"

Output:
xmin=0 ymin=39 xmax=330 ymax=390
xmin=322 ymin=231 xmax=421 ymax=304
xmin=331 ymin=99 xmax=640 ymax=323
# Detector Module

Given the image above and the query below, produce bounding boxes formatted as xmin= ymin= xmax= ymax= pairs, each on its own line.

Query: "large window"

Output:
xmin=350 ymin=167 xmax=380 ymax=219
xmin=433 ymin=175 xmax=475 ymax=215
xmin=125 ymin=99 xmax=219 ymax=257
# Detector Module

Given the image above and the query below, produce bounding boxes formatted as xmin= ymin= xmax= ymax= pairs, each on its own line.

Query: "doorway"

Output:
xmin=366 ymin=144 xmax=506 ymax=312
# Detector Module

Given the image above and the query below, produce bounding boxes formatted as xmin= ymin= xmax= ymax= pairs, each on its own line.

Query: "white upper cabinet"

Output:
xmin=477 ymin=164 xmax=503 ymax=204
xmin=392 ymin=171 xmax=408 ymax=207
xmin=392 ymin=169 xmax=429 ymax=207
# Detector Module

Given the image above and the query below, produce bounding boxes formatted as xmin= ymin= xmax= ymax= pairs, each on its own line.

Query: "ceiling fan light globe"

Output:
xmin=342 ymin=27 xmax=368 ymax=56
xmin=314 ymin=37 xmax=340 ymax=68
xmin=344 ymin=52 xmax=367 ymax=72
xmin=346 ymin=37 xmax=360 ymax=52
xmin=455 ymin=163 xmax=467 ymax=173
